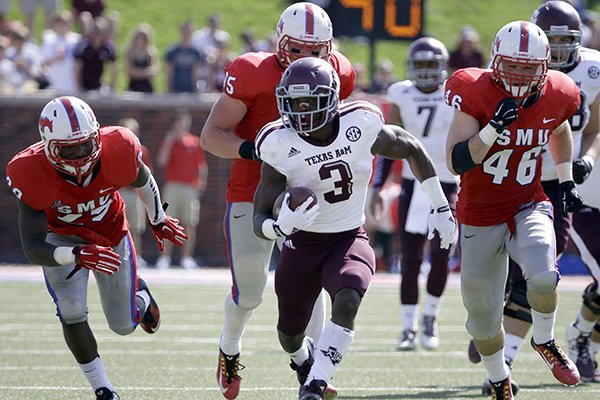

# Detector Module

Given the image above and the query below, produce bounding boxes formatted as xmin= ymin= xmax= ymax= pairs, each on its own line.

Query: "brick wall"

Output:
xmin=0 ymin=93 xmax=233 ymax=267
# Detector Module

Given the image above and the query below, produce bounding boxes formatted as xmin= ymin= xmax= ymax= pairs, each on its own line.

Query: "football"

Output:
xmin=272 ymin=186 xmax=318 ymax=218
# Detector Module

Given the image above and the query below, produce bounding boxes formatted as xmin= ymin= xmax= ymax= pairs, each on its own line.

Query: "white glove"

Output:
xmin=427 ymin=204 xmax=456 ymax=249
xmin=274 ymin=193 xmax=320 ymax=236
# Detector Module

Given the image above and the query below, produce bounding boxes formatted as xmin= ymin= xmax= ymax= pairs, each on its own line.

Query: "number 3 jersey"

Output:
xmin=6 ymin=127 xmax=142 ymax=247
xmin=256 ymin=100 xmax=383 ymax=233
xmin=444 ymin=68 xmax=580 ymax=226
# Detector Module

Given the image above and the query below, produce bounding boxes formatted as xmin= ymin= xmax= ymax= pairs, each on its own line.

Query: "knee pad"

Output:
xmin=583 ymin=282 xmax=600 ymax=316
xmin=111 ymin=324 xmax=135 ymax=336
xmin=57 ymin=296 xmax=87 ymax=324
xmin=461 ymin=277 xmax=496 ymax=314
xmin=527 ymin=270 xmax=558 ymax=294
xmin=234 ymin=293 xmax=263 ymax=311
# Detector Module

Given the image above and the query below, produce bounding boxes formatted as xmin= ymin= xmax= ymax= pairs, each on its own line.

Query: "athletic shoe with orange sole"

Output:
xmin=531 ymin=338 xmax=580 ymax=386
xmin=217 ymin=349 xmax=245 ymax=399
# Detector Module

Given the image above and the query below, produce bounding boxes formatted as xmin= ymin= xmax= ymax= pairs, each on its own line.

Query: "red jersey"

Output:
xmin=6 ymin=126 xmax=142 ymax=247
xmin=223 ymin=50 xmax=355 ymax=202
xmin=159 ymin=132 xmax=206 ymax=188
xmin=444 ymin=68 xmax=580 ymax=226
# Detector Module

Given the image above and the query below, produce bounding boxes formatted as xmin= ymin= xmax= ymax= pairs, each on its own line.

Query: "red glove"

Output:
xmin=150 ymin=215 xmax=188 ymax=252
xmin=73 ymin=244 xmax=121 ymax=276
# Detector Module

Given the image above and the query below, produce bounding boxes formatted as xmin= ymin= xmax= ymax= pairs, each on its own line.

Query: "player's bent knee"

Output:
xmin=461 ymin=277 xmax=495 ymax=314
xmin=108 ymin=322 xmax=135 ymax=336
xmin=583 ymin=282 xmax=600 ymax=316
xmin=466 ymin=313 xmax=503 ymax=341
xmin=57 ymin=296 xmax=88 ymax=324
xmin=235 ymin=295 xmax=263 ymax=311
xmin=527 ymin=270 xmax=558 ymax=294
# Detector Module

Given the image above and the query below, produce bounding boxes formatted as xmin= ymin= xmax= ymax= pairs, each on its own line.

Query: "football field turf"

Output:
xmin=0 ymin=267 xmax=599 ymax=400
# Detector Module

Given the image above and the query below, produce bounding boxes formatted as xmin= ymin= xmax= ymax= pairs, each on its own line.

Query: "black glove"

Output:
xmin=559 ymin=180 xmax=584 ymax=214
xmin=489 ymin=98 xmax=519 ymax=133
xmin=572 ymin=158 xmax=593 ymax=184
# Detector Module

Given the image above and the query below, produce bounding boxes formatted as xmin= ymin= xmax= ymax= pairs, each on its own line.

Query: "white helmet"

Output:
xmin=276 ymin=2 xmax=333 ymax=67
xmin=491 ymin=20 xmax=550 ymax=99
xmin=38 ymin=96 xmax=101 ymax=182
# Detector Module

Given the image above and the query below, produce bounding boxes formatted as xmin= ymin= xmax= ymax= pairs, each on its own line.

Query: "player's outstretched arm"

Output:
xmin=131 ymin=162 xmax=188 ymax=251
xmin=17 ymin=199 xmax=62 ymax=266
xmin=200 ymin=95 xmax=258 ymax=160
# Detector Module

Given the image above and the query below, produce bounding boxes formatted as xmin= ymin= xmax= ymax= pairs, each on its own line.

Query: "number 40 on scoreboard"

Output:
xmin=321 ymin=0 xmax=424 ymax=40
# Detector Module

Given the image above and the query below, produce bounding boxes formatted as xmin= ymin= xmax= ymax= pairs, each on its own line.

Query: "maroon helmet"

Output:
xmin=407 ymin=37 xmax=449 ymax=88
xmin=276 ymin=57 xmax=340 ymax=136
xmin=531 ymin=1 xmax=581 ymax=68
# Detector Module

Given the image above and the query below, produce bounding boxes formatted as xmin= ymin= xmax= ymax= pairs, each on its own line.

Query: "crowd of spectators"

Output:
xmin=3 ymin=3 xmax=600 ymax=97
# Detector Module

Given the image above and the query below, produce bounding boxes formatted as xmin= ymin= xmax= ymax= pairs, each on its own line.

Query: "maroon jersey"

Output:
xmin=444 ymin=68 xmax=580 ymax=226
xmin=222 ymin=50 xmax=355 ymax=202
xmin=6 ymin=126 xmax=142 ymax=247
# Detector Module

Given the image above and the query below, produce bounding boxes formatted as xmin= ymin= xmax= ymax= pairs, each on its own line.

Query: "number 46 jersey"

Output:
xmin=256 ymin=100 xmax=383 ymax=233
xmin=444 ymin=68 xmax=580 ymax=227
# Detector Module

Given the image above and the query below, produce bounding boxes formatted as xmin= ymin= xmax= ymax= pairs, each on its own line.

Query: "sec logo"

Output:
xmin=345 ymin=126 xmax=361 ymax=142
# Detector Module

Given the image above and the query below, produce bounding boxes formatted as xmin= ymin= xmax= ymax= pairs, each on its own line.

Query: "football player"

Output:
xmin=5 ymin=96 xmax=187 ymax=400
xmin=473 ymin=2 xmax=600 ymax=389
xmin=444 ymin=20 xmax=582 ymax=399
xmin=253 ymin=57 xmax=456 ymax=400
xmin=200 ymin=3 xmax=355 ymax=399
xmin=369 ymin=36 xmax=459 ymax=352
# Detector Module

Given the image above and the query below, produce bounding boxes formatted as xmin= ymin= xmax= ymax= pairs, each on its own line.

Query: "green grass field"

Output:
xmin=0 ymin=268 xmax=599 ymax=400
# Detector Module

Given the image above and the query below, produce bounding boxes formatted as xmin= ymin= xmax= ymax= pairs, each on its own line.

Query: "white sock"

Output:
xmin=136 ymin=289 xmax=150 ymax=315
xmin=309 ymin=321 xmax=354 ymax=383
xmin=574 ymin=314 xmax=597 ymax=334
xmin=220 ymin=292 xmax=253 ymax=355
xmin=423 ymin=293 xmax=441 ymax=317
xmin=289 ymin=337 xmax=311 ymax=367
xmin=306 ymin=290 xmax=327 ymax=344
xmin=531 ymin=309 xmax=556 ymax=344
xmin=481 ymin=349 xmax=509 ymax=383
xmin=503 ymin=333 xmax=524 ymax=366
xmin=401 ymin=304 xmax=417 ymax=331
xmin=79 ymin=356 xmax=113 ymax=391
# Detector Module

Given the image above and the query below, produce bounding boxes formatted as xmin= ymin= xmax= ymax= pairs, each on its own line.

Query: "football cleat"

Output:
xmin=566 ymin=322 xmax=596 ymax=380
xmin=95 ymin=387 xmax=120 ymax=400
xmin=397 ymin=329 xmax=417 ymax=351
xmin=487 ymin=377 xmax=513 ymax=400
xmin=420 ymin=315 xmax=440 ymax=350
xmin=581 ymin=366 xmax=600 ymax=383
xmin=482 ymin=363 xmax=519 ymax=397
xmin=299 ymin=379 xmax=328 ymax=400
xmin=137 ymin=277 xmax=160 ymax=334
xmin=468 ymin=339 xmax=482 ymax=363
xmin=290 ymin=337 xmax=337 ymax=399
xmin=531 ymin=338 xmax=580 ymax=386
xmin=217 ymin=349 xmax=245 ymax=399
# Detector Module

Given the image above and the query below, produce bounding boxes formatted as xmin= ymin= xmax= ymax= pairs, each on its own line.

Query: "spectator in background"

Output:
xmin=20 ymin=0 xmax=62 ymax=40
xmin=118 ymin=117 xmax=153 ymax=269
xmin=369 ymin=59 xmax=396 ymax=94
xmin=5 ymin=22 xmax=45 ymax=91
xmin=240 ymin=29 xmax=267 ymax=54
xmin=582 ymin=10 xmax=600 ymax=51
xmin=73 ymin=16 xmax=116 ymax=93
xmin=155 ymin=109 xmax=208 ymax=270
xmin=40 ymin=10 xmax=80 ymax=94
xmin=124 ymin=23 xmax=159 ymax=93
xmin=192 ymin=12 xmax=230 ymax=64
xmin=448 ymin=26 xmax=484 ymax=73
xmin=165 ymin=20 xmax=205 ymax=93
xmin=205 ymin=37 xmax=234 ymax=92
xmin=350 ymin=62 xmax=369 ymax=94
xmin=0 ymin=35 xmax=19 ymax=92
